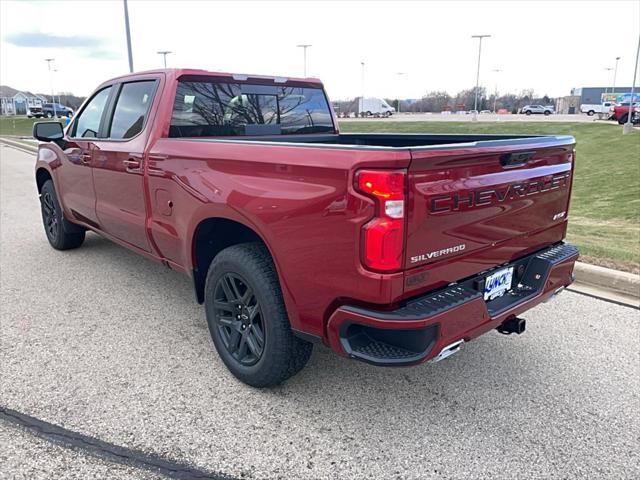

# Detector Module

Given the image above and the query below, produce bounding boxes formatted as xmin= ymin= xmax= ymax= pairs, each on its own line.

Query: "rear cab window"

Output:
xmin=169 ymin=78 xmax=335 ymax=137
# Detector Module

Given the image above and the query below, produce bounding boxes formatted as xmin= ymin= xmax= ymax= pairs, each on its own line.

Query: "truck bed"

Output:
xmin=178 ymin=132 xmax=569 ymax=150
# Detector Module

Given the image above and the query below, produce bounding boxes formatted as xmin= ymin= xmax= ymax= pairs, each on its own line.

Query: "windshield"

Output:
xmin=170 ymin=79 xmax=335 ymax=137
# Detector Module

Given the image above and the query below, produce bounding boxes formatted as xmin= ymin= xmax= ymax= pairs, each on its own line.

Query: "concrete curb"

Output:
xmin=0 ymin=137 xmax=37 ymax=154
xmin=573 ymin=261 xmax=639 ymax=299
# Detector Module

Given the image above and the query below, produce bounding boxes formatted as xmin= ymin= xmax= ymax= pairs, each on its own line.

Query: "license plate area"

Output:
xmin=483 ymin=266 xmax=514 ymax=301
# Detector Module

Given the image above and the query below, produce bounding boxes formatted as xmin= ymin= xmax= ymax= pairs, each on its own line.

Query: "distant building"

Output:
xmin=555 ymin=96 xmax=581 ymax=114
xmin=0 ymin=86 xmax=47 ymax=116
xmin=571 ymin=86 xmax=633 ymax=105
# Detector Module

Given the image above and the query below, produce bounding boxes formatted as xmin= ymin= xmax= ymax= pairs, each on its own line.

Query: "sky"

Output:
xmin=1 ymin=0 xmax=639 ymax=100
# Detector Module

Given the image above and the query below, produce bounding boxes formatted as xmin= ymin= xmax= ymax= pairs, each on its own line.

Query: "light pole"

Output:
xmin=297 ymin=44 xmax=312 ymax=77
xmin=44 ymin=58 xmax=57 ymax=118
xmin=604 ymin=67 xmax=613 ymax=94
xmin=360 ymin=61 xmax=365 ymax=116
xmin=396 ymin=72 xmax=405 ymax=113
xmin=123 ymin=0 xmax=134 ymax=72
xmin=613 ymin=56 xmax=621 ymax=94
xmin=157 ymin=50 xmax=172 ymax=68
xmin=623 ymin=35 xmax=639 ymax=135
xmin=492 ymin=68 xmax=501 ymax=113
xmin=471 ymin=34 xmax=491 ymax=120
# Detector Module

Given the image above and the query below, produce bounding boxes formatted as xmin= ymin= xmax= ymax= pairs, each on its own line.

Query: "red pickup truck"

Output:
xmin=612 ymin=102 xmax=640 ymax=124
xmin=33 ymin=69 xmax=579 ymax=387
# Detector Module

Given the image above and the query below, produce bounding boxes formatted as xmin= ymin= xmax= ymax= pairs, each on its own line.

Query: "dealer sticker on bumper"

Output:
xmin=484 ymin=266 xmax=514 ymax=301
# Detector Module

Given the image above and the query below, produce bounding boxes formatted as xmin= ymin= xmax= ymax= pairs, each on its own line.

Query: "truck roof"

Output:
xmin=99 ymin=68 xmax=324 ymax=88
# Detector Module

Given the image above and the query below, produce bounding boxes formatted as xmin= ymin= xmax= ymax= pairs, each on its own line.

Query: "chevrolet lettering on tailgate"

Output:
xmin=429 ymin=173 xmax=571 ymax=213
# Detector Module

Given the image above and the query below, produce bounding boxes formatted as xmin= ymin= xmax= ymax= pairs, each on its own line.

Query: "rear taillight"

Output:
xmin=355 ymin=169 xmax=406 ymax=272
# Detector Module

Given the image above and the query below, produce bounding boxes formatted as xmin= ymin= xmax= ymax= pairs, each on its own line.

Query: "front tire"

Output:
xmin=45 ymin=112 xmax=53 ymax=118
xmin=204 ymin=243 xmax=312 ymax=387
xmin=40 ymin=180 xmax=85 ymax=250
xmin=618 ymin=114 xmax=628 ymax=125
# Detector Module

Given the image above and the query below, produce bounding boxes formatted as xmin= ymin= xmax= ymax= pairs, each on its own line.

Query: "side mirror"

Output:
xmin=33 ymin=121 xmax=64 ymax=142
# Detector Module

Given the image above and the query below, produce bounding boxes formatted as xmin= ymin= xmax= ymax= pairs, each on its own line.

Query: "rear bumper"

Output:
xmin=326 ymin=242 xmax=579 ymax=366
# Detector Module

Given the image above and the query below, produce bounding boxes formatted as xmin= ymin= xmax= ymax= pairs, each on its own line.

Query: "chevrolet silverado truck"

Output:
xmin=33 ymin=69 xmax=579 ymax=387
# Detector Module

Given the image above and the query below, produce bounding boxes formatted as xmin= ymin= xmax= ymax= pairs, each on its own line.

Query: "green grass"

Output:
xmin=0 ymin=116 xmax=65 ymax=137
xmin=341 ymin=121 xmax=640 ymax=271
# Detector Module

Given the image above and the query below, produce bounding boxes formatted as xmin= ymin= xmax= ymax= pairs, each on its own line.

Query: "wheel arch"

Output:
xmin=35 ymin=166 xmax=53 ymax=193
xmin=191 ymin=217 xmax=271 ymax=304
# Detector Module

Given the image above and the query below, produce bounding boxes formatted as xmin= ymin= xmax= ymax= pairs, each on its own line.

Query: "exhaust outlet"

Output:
xmin=497 ymin=317 xmax=526 ymax=335
xmin=432 ymin=339 xmax=464 ymax=362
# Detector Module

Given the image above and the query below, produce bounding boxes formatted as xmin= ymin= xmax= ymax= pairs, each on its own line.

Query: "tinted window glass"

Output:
xmin=73 ymin=87 xmax=112 ymax=138
xmin=109 ymin=81 xmax=156 ymax=139
xmin=170 ymin=80 xmax=334 ymax=137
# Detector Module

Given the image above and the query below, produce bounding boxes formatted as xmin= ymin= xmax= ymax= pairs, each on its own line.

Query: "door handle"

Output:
xmin=500 ymin=151 xmax=536 ymax=168
xmin=123 ymin=159 xmax=141 ymax=172
xmin=81 ymin=153 xmax=91 ymax=164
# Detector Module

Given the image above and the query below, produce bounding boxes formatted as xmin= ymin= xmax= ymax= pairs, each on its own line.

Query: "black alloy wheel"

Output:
xmin=41 ymin=190 xmax=59 ymax=243
xmin=213 ymin=273 xmax=265 ymax=366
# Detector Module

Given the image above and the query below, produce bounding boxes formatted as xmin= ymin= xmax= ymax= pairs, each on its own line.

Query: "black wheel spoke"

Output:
xmin=220 ymin=276 xmax=237 ymax=301
xmin=241 ymin=288 xmax=254 ymax=304
xmin=228 ymin=276 xmax=243 ymax=300
xmin=247 ymin=304 xmax=260 ymax=321
xmin=214 ymin=301 xmax=234 ymax=313
xmin=213 ymin=272 xmax=266 ymax=366
xmin=227 ymin=329 xmax=241 ymax=353
xmin=237 ymin=334 xmax=249 ymax=359
xmin=252 ymin=322 xmax=265 ymax=346
xmin=246 ymin=330 xmax=262 ymax=357
xmin=217 ymin=316 xmax=235 ymax=327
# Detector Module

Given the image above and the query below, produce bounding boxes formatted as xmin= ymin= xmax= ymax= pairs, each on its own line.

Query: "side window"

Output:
xmin=109 ymin=81 xmax=156 ymax=139
xmin=72 ymin=87 xmax=112 ymax=138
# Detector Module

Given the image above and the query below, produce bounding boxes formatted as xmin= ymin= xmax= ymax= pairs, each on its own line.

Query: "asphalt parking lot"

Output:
xmin=1 ymin=145 xmax=639 ymax=480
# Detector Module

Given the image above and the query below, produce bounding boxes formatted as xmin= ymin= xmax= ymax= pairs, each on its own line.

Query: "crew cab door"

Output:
xmin=91 ymin=79 xmax=159 ymax=252
xmin=59 ymin=85 xmax=113 ymax=226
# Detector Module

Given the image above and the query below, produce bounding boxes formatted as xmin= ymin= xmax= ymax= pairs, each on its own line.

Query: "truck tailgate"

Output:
xmin=405 ymin=139 xmax=575 ymax=273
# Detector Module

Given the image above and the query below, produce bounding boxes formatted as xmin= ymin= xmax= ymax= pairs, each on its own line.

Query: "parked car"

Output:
xmin=27 ymin=106 xmax=44 ymax=118
xmin=580 ymin=102 xmax=614 ymax=116
xmin=32 ymin=69 xmax=579 ymax=387
xmin=520 ymin=105 xmax=553 ymax=115
xmin=42 ymin=103 xmax=73 ymax=118
xmin=612 ymin=102 xmax=640 ymax=124
xmin=479 ymin=110 xmax=492 ymax=114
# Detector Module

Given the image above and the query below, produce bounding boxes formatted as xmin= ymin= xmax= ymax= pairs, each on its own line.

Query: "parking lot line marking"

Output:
xmin=0 ymin=406 xmax=235 ymax=480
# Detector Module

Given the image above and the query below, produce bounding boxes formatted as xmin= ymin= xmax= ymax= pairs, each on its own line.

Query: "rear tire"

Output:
xmin=587 ymin=110 xmax=595 ymax=116
xmin=204 ymin=243 xmax=312 ymax=388
xmin=40 ymin=180 xmax=85 ymax=250
xmin=525 ymin=110 xmax=531 ymax=115
xmin=618 ymin=114 xmax=628 ymax=125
